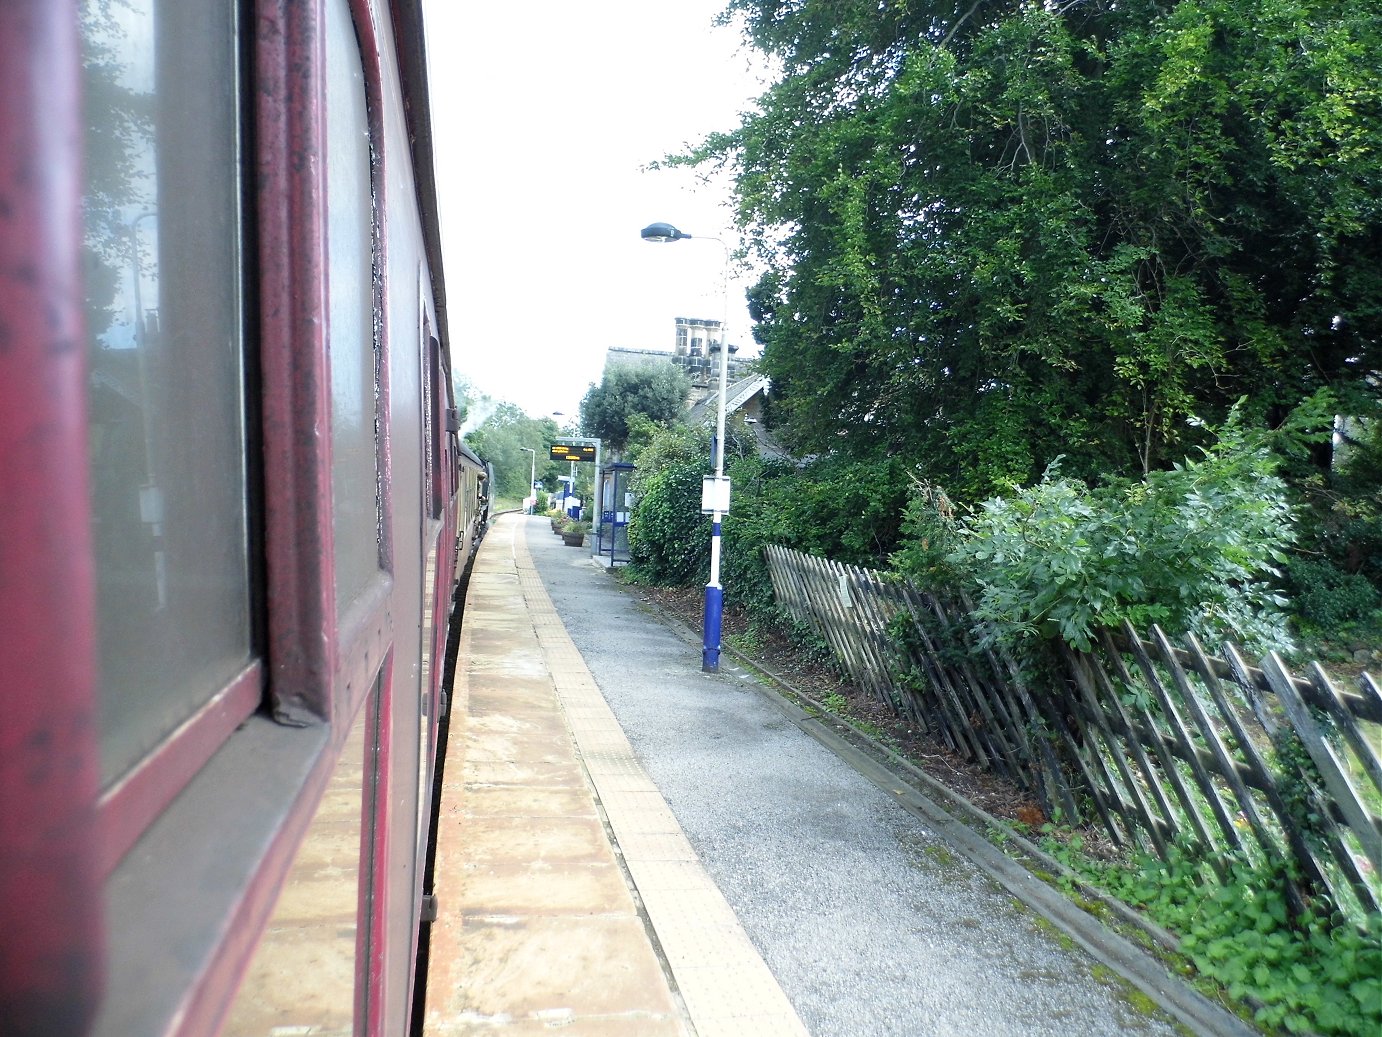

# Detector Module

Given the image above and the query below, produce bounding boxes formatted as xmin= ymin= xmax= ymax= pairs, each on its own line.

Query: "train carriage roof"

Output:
xmin=389 ymin=0 xmax=450 ymax=351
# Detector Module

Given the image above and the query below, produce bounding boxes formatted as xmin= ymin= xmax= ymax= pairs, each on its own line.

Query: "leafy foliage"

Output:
xmin=625 ymin=424 xmax=711 ymax=586
xmin=1287 ymin=557 xmax=1381 ymax=632
xmin=624 ymin=418 xmax=909 ymax=620
xmin=463 ymin=403 xmax=561 ymax=502
xmin=894 ymin=410 xmax=1296 ymax=652
xmin=1041 ymin=831 xmax=1382 ymax=1037
xmin=1276 ymin=396 xmax=1382 ymax=641
xmin=693 ymin=0 xmax=1381 ymax=501
xmin=890 ymin=477 xmax=964 ymax=590
xmin=579 ymin=364 xmax=691 ymax=453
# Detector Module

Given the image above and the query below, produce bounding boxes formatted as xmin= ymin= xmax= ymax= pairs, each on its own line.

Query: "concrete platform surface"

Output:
xmin=424 ymin=514 xmax=809 ymax=1037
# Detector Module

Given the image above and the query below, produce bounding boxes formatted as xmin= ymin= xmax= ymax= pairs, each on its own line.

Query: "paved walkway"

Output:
xmin=425 ymin=514 xmax=1247 ymax=1037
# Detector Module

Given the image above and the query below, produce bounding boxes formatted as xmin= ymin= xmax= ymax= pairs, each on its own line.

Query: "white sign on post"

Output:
xmin=701 ymin=476 xmax=732 ymax=515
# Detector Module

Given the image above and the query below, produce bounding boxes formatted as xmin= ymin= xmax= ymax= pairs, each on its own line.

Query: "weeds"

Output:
xmin=1034 ymin=827 xmax=1382 ymax=1036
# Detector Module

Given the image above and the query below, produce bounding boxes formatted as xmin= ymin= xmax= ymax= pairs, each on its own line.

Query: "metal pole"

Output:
xmin=520 ymin=447 xmax=536 ymax=514
xmin=594 ymin=440 xmax=603 ymax=559
xmin=703 ymin=238 xmax=730 ymax=672
xmin=639 ymin=223 xmax=733 ymax=672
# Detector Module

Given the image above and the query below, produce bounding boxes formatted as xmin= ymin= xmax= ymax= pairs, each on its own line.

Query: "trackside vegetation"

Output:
xmin=895 ymin=407 xmax=1299 ymax=655
xmin=605 ymin=2 xmax=1382 ymax=1030
xmin=448 ymin=28 xmax=1379 ymax=1035
xmin=619 ymin=410 xmax=1380 ymax=1034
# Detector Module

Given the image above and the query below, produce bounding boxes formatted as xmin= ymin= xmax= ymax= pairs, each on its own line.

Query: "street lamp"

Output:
xmin=640 ymin=221 xmax=732 ymax=673
xmin=520 ymin=446 xmax=537 ymax=514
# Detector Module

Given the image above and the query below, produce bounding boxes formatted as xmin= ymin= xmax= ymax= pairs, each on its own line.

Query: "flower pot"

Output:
xmin=561 ymin=532 xmax=585 ymax=547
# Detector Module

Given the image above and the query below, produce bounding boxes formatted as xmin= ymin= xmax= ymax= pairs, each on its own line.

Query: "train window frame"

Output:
xmin=91 ymin=2 xmax=401 ymax=1035
xmin=77 ymin=0 xmax=262 ymax=876
xmin=427 ymin=329 xmax=446 ymax=521
xmin=1 ymin=5 xmax=106 ymax=1030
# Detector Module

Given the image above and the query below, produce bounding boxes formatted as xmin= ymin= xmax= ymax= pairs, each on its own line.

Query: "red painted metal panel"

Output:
xmin=342 ymin=6 xmax=419 ymax=1033
xmin=342 ymin=0 xmax=393 ymax=734
xmin=356 ymin=0 xmax=395 ymax=586
xmin=337 ymin=575 xmax=397 ymax=728
xmin=0 ymin=3 xmax=105 ymax=1034
xmin=363 ymin=657 xmax=397 ymax=1036
xmin=256 ymin=0 xmax=337 ymax=724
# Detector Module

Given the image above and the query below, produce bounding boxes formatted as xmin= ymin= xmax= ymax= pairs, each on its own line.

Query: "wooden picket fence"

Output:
xmin=764 ymin=544 xmax=1382 ymax=919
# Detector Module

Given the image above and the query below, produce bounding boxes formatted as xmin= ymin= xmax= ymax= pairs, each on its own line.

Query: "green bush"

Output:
xmin=897 ymin=407 xmax=1297 ymax=653
xmin=762 ymin=450 xmax=909 ymax=566
xmin=1289 ymin=411 xmax=1382 ymax=624
xmin=625 ymin=419 xmax=911 ymax=613
xmin=1047 ymin=833 xmax=1382 ymax=1037
xmin=890 ymin=478 xmax=964 ymax=590
xmin=625 ymin=424 xmax=710 ymax=586
xmin=1287 ymin=557 xmax=1381 ymax=631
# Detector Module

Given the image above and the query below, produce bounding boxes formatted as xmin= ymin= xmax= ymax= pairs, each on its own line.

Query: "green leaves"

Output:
xmin=626 ymin=424 xmax=711 ymax=586
xmin=907 ymin=407 xmax=1297 ymax=653
xmin=697 ymin=0 xmax=1381 ymax=503
xmin=463 ymin=403 xmax=560 ymax=502
xmin=1044 ymin=829 xmax=1382 ymax=1037
xmin=579 ymin=364 xmax=691 ymax=453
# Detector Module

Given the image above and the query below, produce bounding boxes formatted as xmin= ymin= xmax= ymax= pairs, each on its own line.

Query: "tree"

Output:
xmin=463 ymin=403 xmax=560 ymax=501
xmin=579 ymin=364 xmax=691 ymax=453
xmin=692 ymin=0 xmax=1381 ymax=502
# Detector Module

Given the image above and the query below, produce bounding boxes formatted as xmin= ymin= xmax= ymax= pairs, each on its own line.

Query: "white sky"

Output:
xmin=422 ymin=1 xmax=767 ymax=422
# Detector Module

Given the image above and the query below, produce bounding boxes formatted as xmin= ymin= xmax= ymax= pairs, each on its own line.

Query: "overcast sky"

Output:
xmin=422 ymin=1 xmax=768 ymax=422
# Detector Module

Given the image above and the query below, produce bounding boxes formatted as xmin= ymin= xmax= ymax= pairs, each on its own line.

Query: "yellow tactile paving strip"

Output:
xmin=425 ymin=514 xmax=810 ymax=1037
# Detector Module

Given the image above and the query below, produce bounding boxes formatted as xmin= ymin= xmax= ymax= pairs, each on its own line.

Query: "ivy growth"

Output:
xmin=1037 ymin=831 xmax=1382 ymax=1036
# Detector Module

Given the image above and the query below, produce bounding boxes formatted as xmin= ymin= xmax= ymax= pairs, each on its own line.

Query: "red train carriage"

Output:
xmin=0 ymin=2 xmax=484 ymax=1035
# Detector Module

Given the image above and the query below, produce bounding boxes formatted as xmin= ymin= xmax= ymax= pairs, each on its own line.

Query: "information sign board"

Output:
xmin=701 ymin=476 xmax=732 ymax=515
xmin=550 ymin=443 xmax=597 ymax=462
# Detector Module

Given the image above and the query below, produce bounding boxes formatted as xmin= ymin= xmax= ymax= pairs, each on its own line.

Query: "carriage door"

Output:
xmin=415 ymin=305 xmax=445 ymax=887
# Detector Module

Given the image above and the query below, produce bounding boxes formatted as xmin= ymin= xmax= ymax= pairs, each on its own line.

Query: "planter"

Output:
xmin=561 ymin=532 xmax=586 ymax=547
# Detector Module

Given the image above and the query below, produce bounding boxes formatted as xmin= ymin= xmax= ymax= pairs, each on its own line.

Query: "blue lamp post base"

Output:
xmin=702 ymin=583 xmax=723 ymax=672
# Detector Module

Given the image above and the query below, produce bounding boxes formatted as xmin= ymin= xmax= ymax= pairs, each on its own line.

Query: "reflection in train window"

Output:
xmin=327 ymin=0 xmax=383 ymax=609
xmin=79 ymin=0 xmax=252 ymax=787
xmin=222 ymin=690 xmax=378 ymax=1036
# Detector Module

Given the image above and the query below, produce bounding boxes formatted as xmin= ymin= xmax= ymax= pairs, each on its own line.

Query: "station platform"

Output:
xmin=423 ymin=514 xmax=1244 ymax=1037
xmin=422 ymin=514 xmax=809 ymax=1036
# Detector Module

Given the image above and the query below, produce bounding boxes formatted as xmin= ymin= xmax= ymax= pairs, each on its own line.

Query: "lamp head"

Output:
xmin=640 ymin=222 xmax=689 ymax=243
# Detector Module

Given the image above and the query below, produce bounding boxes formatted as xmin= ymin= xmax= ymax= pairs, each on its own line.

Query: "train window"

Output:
xmin=428 ymin=334 xmax=445 ymax=519
xmin=80 ymin=0 xmax=253 ymax=788
xmin=327 ymin=0 xmax=383 ymax=609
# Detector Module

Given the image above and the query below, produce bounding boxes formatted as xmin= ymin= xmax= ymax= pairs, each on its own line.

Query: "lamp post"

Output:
xmin=640 ymin=221 xmax=731 ymax=673
xmin=520 ymin=446 xmax=537 ymax=514
xmin=127 ymin=210 xmax=158 ymax=350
